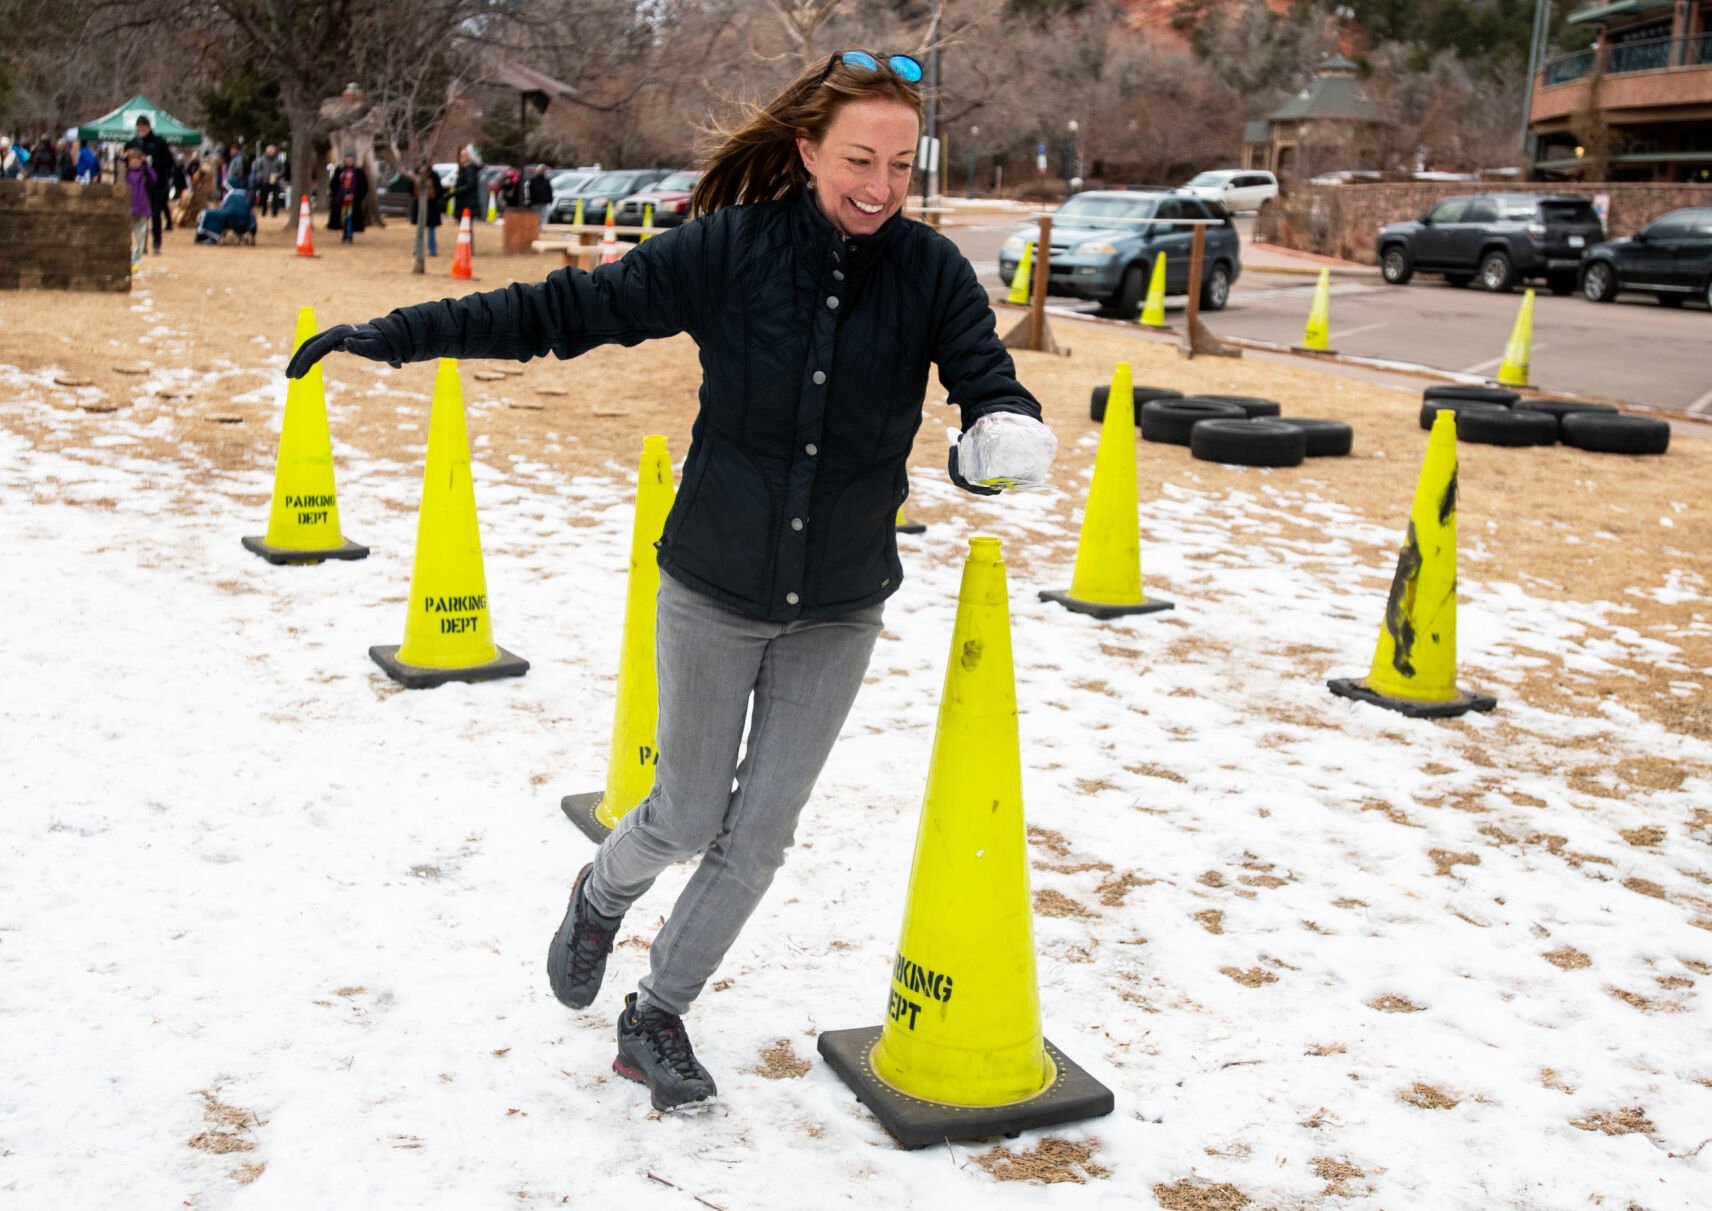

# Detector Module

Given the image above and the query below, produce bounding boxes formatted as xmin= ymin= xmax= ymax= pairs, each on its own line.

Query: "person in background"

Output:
xmin=0 ymin=136 xmax=21 ymax=178
xmin=279 ymin=49 xmax=1057 ymax=1114
xmin=408 ymin=158 xmax=446 ymax=256
xmin=124 ymin=146 xmax=156 ymax=272
xmin=253 ymin=143 xmax=284 ymax=217
xmin=226 ymin=144 xmax=247 ymax=192
xmin=75 ymin=140 xmax=99 ymax=183
xmin=527 ymin=163 xmax=554 ymax=224
xmin=327 ymin=151 xmax=368 ymax=242
xmin=30 ymin=135 xmax=57 ymax=178
xmin=452 ymin=146 xmax=481 ymax=245
xmin=124 ymin=117 xmax=174 ymax=252
xmin=56 ymin=139 xmax=76 ymax=182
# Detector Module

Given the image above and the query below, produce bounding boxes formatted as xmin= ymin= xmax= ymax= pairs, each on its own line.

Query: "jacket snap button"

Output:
xmin=786 ymin=592 xmax=799 ymax=605
xmin=791 ymin=517 xmax=804 ymax=531
xmin=812 ymin=370 xmax=826 ymax=385
xmin=832 ymin=270 xmax=845 ymax=281
xmin=805 ymin=443 xmax=818 ymax=456
xmin=826 ymin=296 xmax=839 ymax=310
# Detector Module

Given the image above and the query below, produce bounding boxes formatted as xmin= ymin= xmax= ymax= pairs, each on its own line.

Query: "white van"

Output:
xmin=1183 ymin=169 xmax=1279 ymax=214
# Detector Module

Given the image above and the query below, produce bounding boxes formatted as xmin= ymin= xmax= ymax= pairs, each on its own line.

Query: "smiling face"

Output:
xmin=797 ymin=96 xmax=920 ymax=237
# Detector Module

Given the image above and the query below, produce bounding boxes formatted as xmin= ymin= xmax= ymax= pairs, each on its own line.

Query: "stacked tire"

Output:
xmin=1136 ymin=394 xmax=1354 ymax=467
xmin=1418 ymin=385 xmax=1668 ymax=455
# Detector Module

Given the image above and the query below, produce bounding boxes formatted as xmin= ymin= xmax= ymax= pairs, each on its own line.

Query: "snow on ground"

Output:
xmin=2 ymin=359 xmax=1709 ymax=1210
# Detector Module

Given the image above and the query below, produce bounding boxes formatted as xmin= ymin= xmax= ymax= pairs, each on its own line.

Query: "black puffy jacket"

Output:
xmin=367 ymin=186 xmax=1041 ymax=620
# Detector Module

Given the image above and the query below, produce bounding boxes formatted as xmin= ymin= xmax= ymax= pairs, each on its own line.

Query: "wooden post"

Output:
xmin=1178 ymin=222 xmax=1239 ymax=360
xmin=1003 ymin=213 xmax=1065 ymax=355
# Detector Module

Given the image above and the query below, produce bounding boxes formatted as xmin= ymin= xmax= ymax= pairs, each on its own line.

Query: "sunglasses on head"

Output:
xmin=818 ymin=50 xmax=924 ymax=86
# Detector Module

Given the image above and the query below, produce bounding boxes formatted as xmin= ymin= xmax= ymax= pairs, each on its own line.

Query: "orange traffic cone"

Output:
xmin=295 ymin=196 xmax=316 ymax=258
xmin=451 ymin=210 xmax=474 ymax=280
xmin=599 ymin=209 xmax=619 ymax=266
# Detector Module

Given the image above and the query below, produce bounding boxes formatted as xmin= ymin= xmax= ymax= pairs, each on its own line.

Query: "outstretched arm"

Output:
xmin=285 ymin=222 xmax=708 ymax=378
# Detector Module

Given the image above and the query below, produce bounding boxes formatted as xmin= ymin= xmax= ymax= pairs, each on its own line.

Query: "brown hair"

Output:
xmin=691 ymin=54 xmax=924 ymax=218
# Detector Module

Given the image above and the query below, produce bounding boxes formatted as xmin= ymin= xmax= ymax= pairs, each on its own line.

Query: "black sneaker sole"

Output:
xmin=545 ymin=865 xmax=605 ymax=1010
xmin=612 ymin=1056 xmax=717 ymax=1112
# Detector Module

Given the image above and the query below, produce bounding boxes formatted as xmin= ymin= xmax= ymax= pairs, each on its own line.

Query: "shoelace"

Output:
xmin=639 ymin=1011 xmax=705 ymax=1081
xmin=571 ymin=907 xmax=617 ymax=974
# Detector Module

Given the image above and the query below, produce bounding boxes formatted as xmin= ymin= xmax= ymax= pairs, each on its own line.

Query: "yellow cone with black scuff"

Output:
xmin=1040 ymin=363 xmax=1172 ymax=618
xmin=243 ymin=307 xmax=367 ymax=564
xmin=370 ymin=359 xmax=527 ymax=688
xmin=563 ymin=436 xmax=675 ymax=839
xmin=1328 ymin=409 xmax=1494 ymax=717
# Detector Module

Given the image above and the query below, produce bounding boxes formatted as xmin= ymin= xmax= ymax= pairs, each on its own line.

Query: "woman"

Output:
xmin=409 ymin=159 xmax=446 ymax=256
xmin=452 ymin=146 xmax=481 ymax=232
xmin=326 ymin=152 xmax=368 ymax=242
xmin=285 ymin=51 xmax=1055 ymax=1112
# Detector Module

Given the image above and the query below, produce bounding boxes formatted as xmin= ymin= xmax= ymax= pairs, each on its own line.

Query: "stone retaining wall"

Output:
xmin=0 ymin=178 xmax=132 ymax=292
xmin=1256 ymin=181 xmax=1712 ymax=264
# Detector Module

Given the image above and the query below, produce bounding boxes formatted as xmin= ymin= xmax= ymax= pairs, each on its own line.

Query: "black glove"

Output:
xmin=285 ymin=322 xmax=400 ymax=379
xmin=947 ymin=439 xmax=1001 ymax=497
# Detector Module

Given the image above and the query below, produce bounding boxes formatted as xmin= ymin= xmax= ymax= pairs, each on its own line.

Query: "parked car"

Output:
xmin=551 ymin=168 xmax=670 ymax=224
xmin=1376 ymin=193 xmax=1604 ymax=294
xmin=474 ymin=164 xmax=513 ymax=214
xmin=549 ymin=168 xmax=597 ymax=196
xmin=613 ymin=169 xmax=702 ymax=229
xmin=997 ymin=189 xmax=1242 ymax=314
xmin=1183 ymin=169 xmax=1278 ymax=213
xmin=1580 ymin=207 xmax=1712 ymax=309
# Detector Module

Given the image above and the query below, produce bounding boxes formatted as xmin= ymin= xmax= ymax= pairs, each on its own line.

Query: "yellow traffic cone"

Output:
xmin=1040 ymin=362 xmax=1172 ymax=619
xmin=1007 ymin=241 xmax=1034 ymax=305
xmin=445 ymin=191 xmax=454 ymax=219
xmin=896 ymin=503 xmax=926 ymax=535
xmin=1329 ymin=410 xmax=1495 ymax=717
xmin=572 ymin=197 xmax=584 ymax=227
xmin=818 ymin=536 xmax=1114 ymax=1149
xmin=242 ymin=307 xmax=368 ymax=565
xmin=1497 ymin=288 xmax=1533 ymax=387
xmin=1299 ymin=267 xmax=1332 ymax=352
xmin=485 ymin=192 xmax=499 ymax=224
xmin=641 ymin=202 xmax=654 ymax=240
xmin=369 ymin=359 xmax=528 ymax=688
xmin=563 ymin=435 xmax=676 ymax=841
xmin=1138 ymin=251 xmax=1168 ymax=328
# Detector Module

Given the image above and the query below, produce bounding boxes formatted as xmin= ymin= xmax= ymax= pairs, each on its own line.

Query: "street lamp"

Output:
xmin=967 ymin=125 xmax=979 ymax=199
xmin=1066 ymin=119 xmax=1080 ymax=198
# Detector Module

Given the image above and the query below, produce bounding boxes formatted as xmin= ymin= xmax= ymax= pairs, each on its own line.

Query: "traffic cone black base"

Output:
xmin=1038 ymin=589 xmax=1173 ymax=620
xmin=240 ymin=535 xmax=369 ymax=565
xmin=817 ymin=1028 xmax=1114 ymax=1151
xmin=896 ymin=519 xmax=927 ymax=535
xmin=561 ymin=792 xmax=614 ymax=843
xmin=1327 ymin=677 xmax=1496 ymax=719
xmin=368 ymin=643 xmax=529 ymax=690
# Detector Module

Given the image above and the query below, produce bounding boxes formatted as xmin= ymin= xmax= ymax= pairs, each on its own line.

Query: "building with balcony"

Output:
xmin=1530 ymin=1 xmax=1712 ymax=181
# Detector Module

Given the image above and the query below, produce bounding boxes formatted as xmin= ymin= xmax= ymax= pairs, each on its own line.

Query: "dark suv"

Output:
xmin=1377 ymin=194 xmax=1604 ymax=294
xmin=1580 ymin=207 xmax=1712 ymax=310
xmin=998 ymin=190 xmax=1242 ymax=314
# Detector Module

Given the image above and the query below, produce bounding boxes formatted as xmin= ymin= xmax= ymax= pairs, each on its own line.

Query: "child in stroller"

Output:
xmin=195 ymin=188 xmax=258 ymax=244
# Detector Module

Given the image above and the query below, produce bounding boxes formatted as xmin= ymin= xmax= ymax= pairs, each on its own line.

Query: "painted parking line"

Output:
xmin=1330 ymin=322 xmax=1389 ymax=341
xmin=1688 ymin=387 xmax=1712 ymax=414
xmin=1460 ymin=345 xmax=1549 ymax=375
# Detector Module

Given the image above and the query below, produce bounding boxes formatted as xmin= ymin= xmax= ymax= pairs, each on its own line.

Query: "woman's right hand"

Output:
xmin=285 ymin=323 xmax=400 ymax=378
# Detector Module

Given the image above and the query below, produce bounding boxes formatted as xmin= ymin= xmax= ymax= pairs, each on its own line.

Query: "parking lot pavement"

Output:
xmin=948 ymin=215 xmax=1711 ymax=416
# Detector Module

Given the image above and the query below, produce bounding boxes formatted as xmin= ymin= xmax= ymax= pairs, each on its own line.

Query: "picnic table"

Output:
xmin=533 ymin=222 xmax=653 ymax=270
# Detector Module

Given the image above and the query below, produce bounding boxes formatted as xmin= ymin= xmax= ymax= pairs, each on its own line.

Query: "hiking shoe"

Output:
xmin=546 ymin=863 xmax=621 ymax=1010
xmin=614 ymin=992 xmax=718 ymax=1111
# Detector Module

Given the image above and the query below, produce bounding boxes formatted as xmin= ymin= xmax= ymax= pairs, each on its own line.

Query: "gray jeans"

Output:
xmin=585 ymin=572 xmax=883 ymax=1014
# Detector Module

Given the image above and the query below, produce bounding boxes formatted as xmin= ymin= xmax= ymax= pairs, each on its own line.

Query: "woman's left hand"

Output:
xmin=947 ymin=413 xmax=1058 ymax=493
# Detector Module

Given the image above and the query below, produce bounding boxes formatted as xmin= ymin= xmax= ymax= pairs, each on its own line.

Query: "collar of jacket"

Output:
xmin=789 ymin=185 xmax=904 ymax=282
